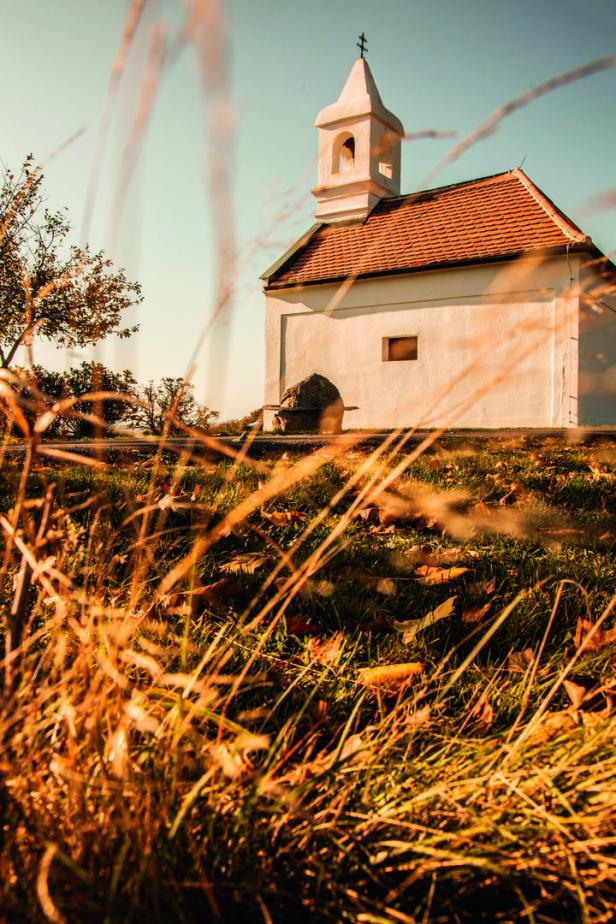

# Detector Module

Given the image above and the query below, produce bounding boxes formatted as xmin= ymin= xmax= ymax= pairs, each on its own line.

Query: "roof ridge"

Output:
xmin=381 ymin=170 xmax=515 ymax=206
xmin=511 ymin=168 xmax=589 ymax=244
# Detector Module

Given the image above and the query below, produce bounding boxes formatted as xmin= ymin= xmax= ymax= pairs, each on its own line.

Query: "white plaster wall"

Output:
xmin=578 ymin=263 xmax=616 ymax=425
xmin=264 ymin=256 xmax=579 ymax=430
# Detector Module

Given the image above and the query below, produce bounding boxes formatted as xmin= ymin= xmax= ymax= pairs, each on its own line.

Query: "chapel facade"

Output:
xmin=262 ymin=56 xmax=616 ymax=429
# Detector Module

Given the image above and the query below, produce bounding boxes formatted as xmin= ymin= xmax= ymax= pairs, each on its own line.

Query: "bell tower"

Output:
xmin=312 ymin=44 xmax=404 ymax=224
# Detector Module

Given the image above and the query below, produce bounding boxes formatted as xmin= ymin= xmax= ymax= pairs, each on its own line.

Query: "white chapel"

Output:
xmin=261 ymin=53 xmax=616 ymax=430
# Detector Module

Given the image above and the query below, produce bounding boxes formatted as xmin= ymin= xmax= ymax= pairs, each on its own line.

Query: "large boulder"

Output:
xmin=273 ymin=373 xmax=344 ymax=433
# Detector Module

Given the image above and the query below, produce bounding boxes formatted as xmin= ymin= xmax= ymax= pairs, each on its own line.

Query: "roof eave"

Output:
xmin=260 ymin=223 xmax=324 ymax=284
xmin=264 ymin=243 xmax=597 ymax=292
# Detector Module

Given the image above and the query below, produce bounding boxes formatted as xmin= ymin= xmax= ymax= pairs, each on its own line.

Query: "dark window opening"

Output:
xmin=342 ymin=136 xmax=355 ymax=161
xmin=333 ymin=133 xmax=356 ymax=174
xmin=383 ymin=336 xmax=418 ymax=362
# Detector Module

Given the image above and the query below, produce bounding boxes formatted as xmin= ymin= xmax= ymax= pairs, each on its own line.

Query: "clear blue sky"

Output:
xmin=1 ymin=0 xmax=615 ymax=417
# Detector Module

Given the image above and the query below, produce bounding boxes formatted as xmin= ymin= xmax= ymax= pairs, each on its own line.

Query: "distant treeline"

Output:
xmin=12 ymin=361 xmax=220 ymax=437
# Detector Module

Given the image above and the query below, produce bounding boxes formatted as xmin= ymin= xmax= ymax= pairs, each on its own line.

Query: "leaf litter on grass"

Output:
xmin=1 ymin=433 xmax=616 ymax=924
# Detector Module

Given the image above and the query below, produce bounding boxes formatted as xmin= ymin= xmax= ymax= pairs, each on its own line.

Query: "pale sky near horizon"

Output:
xmin=1 ymin=0 xmax=615 ymax=418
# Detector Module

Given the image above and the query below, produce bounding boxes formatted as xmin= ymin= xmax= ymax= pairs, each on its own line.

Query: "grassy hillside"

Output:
xmin=1 ymin=434 xmax=615 ymax=922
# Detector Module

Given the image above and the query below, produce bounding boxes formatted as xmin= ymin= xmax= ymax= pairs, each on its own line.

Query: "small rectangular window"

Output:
xmin=383 ymin=336 xmax=418 ymax=362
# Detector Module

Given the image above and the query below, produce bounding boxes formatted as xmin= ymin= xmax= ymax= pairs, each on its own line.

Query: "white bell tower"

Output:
xmin=312 ymin=44 xmax=404 ymax=224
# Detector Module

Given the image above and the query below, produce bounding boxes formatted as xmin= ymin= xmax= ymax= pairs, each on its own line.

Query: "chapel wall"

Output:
xmin=264 ymin=255 xmax=578 ymax=430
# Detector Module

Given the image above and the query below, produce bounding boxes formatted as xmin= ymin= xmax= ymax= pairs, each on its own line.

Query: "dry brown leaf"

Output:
xmin=358 ymin=662 xmax=424 ymax=692
xmin=262 ymin=509 xmax=307 ymax=527
xmin=462 ymin=601 xmax=492 ymax=624
xmin=483 ymin=576 xmax=497 ymax=594
xmin=574 ymin=618 xmax=616 ymax=652
xmin=221 ymin=552 xmax=270 ymax=574
xmin=499 ymin=483 xmax=519 ymax=506
xmin=357 ymin=506 xmax=379 ymax=522
xmin=393 ymin=596 xmax=456 ymax=642
xmin=470 ymin=692 xmax=494 ymax=729
xmin=527 ymin=710 xmax=577 ymax=745
xmin=404 ymin=704 xmax=432 ymax=731
xmin=338 ymin=733 xmax=367 ymax=762
xmin=376 ymin=577 xmax=397 ymax=596
xmin=376 ymin=493 xmax=416 ymax=526
xmin=564 ymin=679 xmax=587 ymax=710
xmin=389 ymin=545 xmax=430 ymax=571
xmin=307 ymin=632 xmax=344 ymax=666
xmin=181 ymin=577 xmax=242 ymax=612
xmin=415 ymin=565 xmax=469 ymax=586
xmin=285 ymin=615 xmax=321 ymax=636
xmin=371 ymin=523 xmax=398 ymax=535
xmin=507 ymin=648 xmax=536 ymax=673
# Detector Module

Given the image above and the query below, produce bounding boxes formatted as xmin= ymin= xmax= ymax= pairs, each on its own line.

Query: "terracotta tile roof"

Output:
xmin=264 ymin=169 xmax=590 ymax=289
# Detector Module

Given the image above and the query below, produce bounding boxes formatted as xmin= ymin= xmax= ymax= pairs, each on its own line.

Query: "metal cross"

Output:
xmin=356 ymin=32 xmax=368 ymax=58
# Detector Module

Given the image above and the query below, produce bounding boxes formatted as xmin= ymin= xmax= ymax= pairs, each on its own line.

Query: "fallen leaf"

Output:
xmin=563 ymin=679 xmax=587 ymax=710
xmin=376 ymin=577 xmax=397 ymax=596
xmin=589 ymin=464 xmax=611 ymax=481
xmin=393 ymin=596 xmax=457 ymax=642
xmin=527 ymin=710 xmax=577 ymax=745
xmin=312 ymin=699 xmax=329 ymax=726
xmin=182 ymin=577 xmax=242 ymax=611
xmin=157 ymin=493 xmax=193 ymax=511
xmin=574 ymin=618 xmax=616 ymax=653
xmin=499 ymin=483 xmax=519 ymax=506
xmin=562 ymin=676 xmax=614 ymax=713
xmin=358 ymin=662 xmax=424 ymax=692
xmin=389 ymin=545 xmax=430 ymax=571
xmin=470 ymin=692 xmax=494 ymax=728
xmin=339 ymin=733 xmax=366 ymax=762
xmin=462 ymin=601 xmax=492 ymax=624
xmin=262 ymin=510 xmax=289 ymax=527
xmin=483 ymin=577 xmax=497 ymax=594
xmin=221 ymin=553 xmax=270 ymax=574
xmin=377 ymin=499 xmax=415 ymax=527
xmin=507 ymin=648 xmax=536 ymax=673
xmin=404 ymin=704 xmax=431 ymax=731
xmin=357 ymin=506 xmax=379 ymax=522
xmin=415 ymin=565 xmax=469 ymax=586
xmin=285 ymin=615 xmax=321 ymax=636
xmin=598 ymin=531 xmax=613 ymax=542
xmin=308 ymin=632 xmax=343 ymax=665
xmin=262 ymin=509 xmax=307 ymax=527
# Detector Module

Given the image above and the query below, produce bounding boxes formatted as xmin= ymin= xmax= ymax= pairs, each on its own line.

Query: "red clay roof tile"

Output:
xmin=265 ymin=170 xmax=589 ymax=288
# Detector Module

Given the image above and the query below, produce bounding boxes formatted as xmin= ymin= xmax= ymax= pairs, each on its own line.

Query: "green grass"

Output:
xmin=0 ymin=436 xmax=615 ymax=922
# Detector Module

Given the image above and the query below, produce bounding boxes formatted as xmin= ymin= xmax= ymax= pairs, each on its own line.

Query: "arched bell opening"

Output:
xmin=331 ymin=132 xmax=356 ymax=175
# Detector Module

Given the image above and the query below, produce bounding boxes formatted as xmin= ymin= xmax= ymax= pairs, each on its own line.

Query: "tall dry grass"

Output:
xmin=1 ymin=377 xmax=615 ymax=921
xmin=1 ymin=3 xmax=616 ymax=921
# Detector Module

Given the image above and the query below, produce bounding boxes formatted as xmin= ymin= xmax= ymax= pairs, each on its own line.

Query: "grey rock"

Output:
xmin=273 ymin=373 xmax=344 ymax=433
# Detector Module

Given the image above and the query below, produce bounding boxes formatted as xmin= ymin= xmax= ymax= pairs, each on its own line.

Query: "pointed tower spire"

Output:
xmin=312 ymin=56 xmax=404 ymax=223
